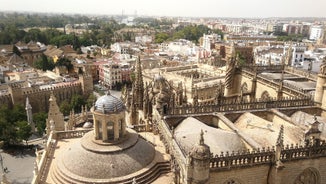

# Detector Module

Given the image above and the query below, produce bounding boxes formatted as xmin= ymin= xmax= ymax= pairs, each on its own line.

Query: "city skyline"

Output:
xmin=0 ymin=0 xmax=325 ymax=18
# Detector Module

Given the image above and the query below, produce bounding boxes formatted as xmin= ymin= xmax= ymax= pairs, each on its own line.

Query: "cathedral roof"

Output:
xmin=235 ymin=112 xmax=303 ymax=147
xmin=94 ymin=91 xmax=125 ymax=113
xmin=174 ymin=117 xmax=246 ymax=155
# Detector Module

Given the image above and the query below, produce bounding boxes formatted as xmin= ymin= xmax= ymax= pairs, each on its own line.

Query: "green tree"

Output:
xmin=9 ymin=104 xmax=27 ymax=123
xmin=33 ymin=112 xmax=47 ymax=136
xmin=70 ymin=94 xmax=86 ymax=113
xmin=0 ymin=104 xmax=28 ymax=145
xmin=16 ymin=121 xmax=32 ymax=144
xmin=172 ymin=25 xmax=209 ymax=43
xmin=60 ymin=100 xmax=71 ymax=116
xmin=155 ymin=32 xmax=169 ymax=43
xmin=56 ymin=57 xmax=73 ymax=71
xmin=86 ymin=94 xmax=97 ymax=109
xmin=0 ymin=115 xmax=16 ymax=145
xmin=33 ymin=54 xmax=55 ymax=71
xmin=50 ymin=34 xmax=80 ymax=48
xmin=23 ymin=28 xmax=46 ymax=43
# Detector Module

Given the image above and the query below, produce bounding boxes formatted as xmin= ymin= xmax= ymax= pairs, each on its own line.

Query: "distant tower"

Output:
xmin=186 ymin=130 xmax=210 ymax=184
xmin=314 ymin=58 xmax=326 ymax=107
xmin=25 ymin=97 xmax=35 ymax=133
xmin=46 ymin=94 xmax=65 ymax=136
xmin=134 ymin=10 xmax=138 ymax=17
xmin=134 ymin=56 xmax=144 ymax=110
xmin=285 ymin=43 xmax=293 ymax=66
xmin=78 ymin=66 xmax=94 ymax=98
xmin=224 ymin=43 xmax=236 ymax=96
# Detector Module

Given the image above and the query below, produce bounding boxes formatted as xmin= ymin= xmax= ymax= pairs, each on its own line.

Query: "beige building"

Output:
xmin=30 ymin=54 xmax=326 ymax=184
xmin=123 ymin=54 xmax=326 ymax=183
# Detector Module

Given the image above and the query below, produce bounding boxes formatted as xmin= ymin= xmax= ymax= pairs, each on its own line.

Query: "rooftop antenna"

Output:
xmin=121 ymin=9 xmax=124 ymax=24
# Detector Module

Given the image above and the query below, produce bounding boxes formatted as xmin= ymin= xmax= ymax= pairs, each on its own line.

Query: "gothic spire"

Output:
xmin=276 ymin=125 xmax=284 ymax=147
xmin=134 ymin=55 xmax=144 ymax=110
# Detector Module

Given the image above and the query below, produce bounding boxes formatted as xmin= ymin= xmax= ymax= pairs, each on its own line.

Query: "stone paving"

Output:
xmin=1 ymin=148 xmax=35 ymax=184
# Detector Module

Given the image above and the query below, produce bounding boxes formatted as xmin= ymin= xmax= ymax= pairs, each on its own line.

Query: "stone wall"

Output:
xmin=272 ymin=158 xmax=326 ymax=184
xmin=209 ymin=164 xmax=270 ymax=184
xmin=209 ymin=141 xmax=326 ymax=184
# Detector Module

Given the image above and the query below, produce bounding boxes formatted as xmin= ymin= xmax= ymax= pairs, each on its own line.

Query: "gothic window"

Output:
xmin=223 ymin=178 xmax=242 ymax=184
xmin=294 ymin=167 xmax=320 ymax=184
xmin=261 ymin=91 xmax=270 ymax=100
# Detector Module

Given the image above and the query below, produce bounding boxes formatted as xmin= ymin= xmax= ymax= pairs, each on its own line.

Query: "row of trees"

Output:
xmin=0 ymin=105 xmax=49 ymax=146
xmin=0 ymin=15 xmax=125 ymax=48
xmin=277 ymin=34 xmax=304 ymax=42
xmin=0 ymin=12 xmax=94 ymax=29
xmin=154 ymin=25 xmax=224 ymax=44
xmin=0 ymin=94 xmax=97 ymax=145
xmin=0 ymin=105 xmax=44 ymax=146
xmin=59 ymin=94 xmax=97 ymax=116
xmin=33 ymin=54 xmax=74 ymax=71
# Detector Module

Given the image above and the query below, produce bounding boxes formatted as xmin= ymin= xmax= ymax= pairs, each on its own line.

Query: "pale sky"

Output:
xmin=0 ymin=0 xmax=325 ymax=18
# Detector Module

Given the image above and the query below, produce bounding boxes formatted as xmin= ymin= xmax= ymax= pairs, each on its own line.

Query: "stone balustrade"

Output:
xmin=210 ymin=141 xmax=326 ymax=171
xmin=210 ymin=148 xmax=275 ymax=170
xmin=168 ymin=96 xmax=313 ymax=115
xmin=281 ymin=141 xmax=326 ymax=161
xmin=32 ymin=133 xmax=56 ymax=184
xmin=55 ymin=129 xmax=92 ymax=139
xmin=284 ymin=66 xmax=318 ymax=81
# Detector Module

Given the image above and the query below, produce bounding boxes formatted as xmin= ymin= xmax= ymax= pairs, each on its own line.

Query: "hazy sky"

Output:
xmin=0 ymin=0 xmax=325 ymax=18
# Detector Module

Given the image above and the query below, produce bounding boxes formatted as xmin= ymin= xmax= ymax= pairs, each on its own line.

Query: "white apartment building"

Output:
xmin=102 ymin=64 xmax=122 ymax=89
xmin=284 ymin=44 xmax=307 ymax=67
xmin=310 ymin=26 xmax=323 ymax=41
xmin=202 ymin=34 xmax=221 ymax=51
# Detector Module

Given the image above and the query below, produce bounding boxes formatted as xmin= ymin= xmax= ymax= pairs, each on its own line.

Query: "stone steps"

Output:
xmin=51 ymin=161 xmax=170 ymax=184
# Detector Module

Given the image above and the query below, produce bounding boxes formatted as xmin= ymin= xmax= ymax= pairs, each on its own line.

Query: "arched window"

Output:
xmin=294 ymin=167 xmax=320 ymax=184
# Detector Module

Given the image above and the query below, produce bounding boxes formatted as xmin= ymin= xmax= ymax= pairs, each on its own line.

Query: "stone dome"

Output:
xmin=54 ymin=129 xmax=156 ymax=183
xmin=94 ymin=91 xmax=125 ymax=113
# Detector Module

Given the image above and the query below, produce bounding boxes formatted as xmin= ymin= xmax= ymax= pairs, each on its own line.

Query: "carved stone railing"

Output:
xmin=210 ymin=141 xmax=326 ymax=171
xmin=55 ymin=129 xmax=92 ymax=139
xmin=153 ymin=108 xmax=187 ymax=178
xmin=163 ymin=65 xmax=198 ymax=72
xmin=280 ymin=141 xmax=326 ymax=161
xmin=242 ymin=64 xmax=284 ymax=73
xmin=284 ymin=66 xmax=318 ymax=81
xmin=168 ymin=96 xmax=314 ymax=115
xmin=210 ymin=148 xmax=275 ymax=170
xmin=32 ymin=133 xmax=56 ymax=184
xmin=242 ymin=65 xmax=313 ymax=97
